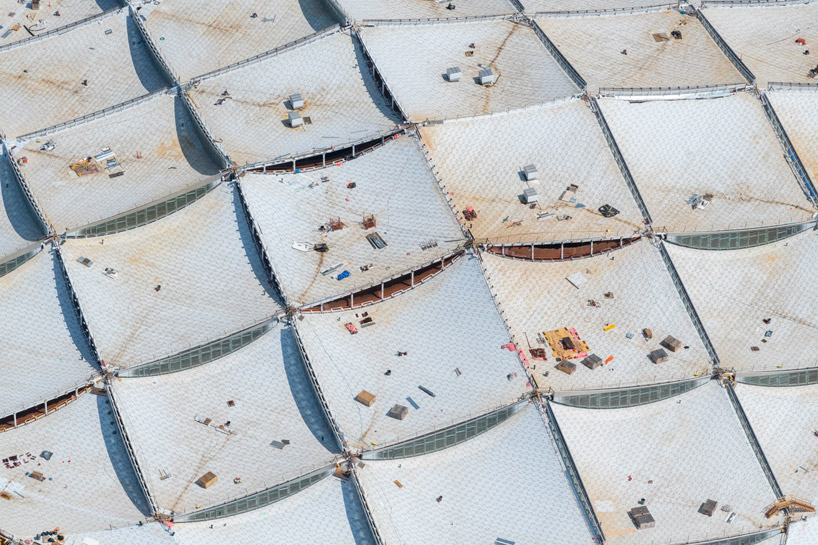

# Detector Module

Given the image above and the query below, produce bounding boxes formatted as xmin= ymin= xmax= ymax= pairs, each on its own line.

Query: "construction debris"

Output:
xmin=661 ymin=336 xmax=682 ymax=353
xmin=197 ymin=471 xmax=218 ymax=489
xmin=387 ymin=404 xmax=409 ymax=420
xmin=544 ymin=328 xmax=589 ymax=360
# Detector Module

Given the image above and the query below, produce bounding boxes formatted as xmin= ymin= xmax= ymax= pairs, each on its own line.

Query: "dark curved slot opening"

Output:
xmin=487 ymin=236 xmax=640 ymax=261
xmin=0 ymin=385 xmax=91 ymax=432
xmin=247 ymin=131 xmax=400 ymax=174
xmin=302 ymin=251 xmax=464 ymax=312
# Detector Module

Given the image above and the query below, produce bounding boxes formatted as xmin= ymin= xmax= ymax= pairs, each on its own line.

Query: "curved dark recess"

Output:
xmin=487 ymin=235 xmax=641 ymax=261
xmin=0 ymin=384 xmax=91 ymax=433
xmin=302 ymin=250 xmax=464 ymax=313
xmin=246 ymin=130 xmax=402 ymax=174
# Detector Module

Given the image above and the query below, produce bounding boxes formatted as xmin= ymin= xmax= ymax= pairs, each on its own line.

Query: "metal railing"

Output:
xmin=767 ymin=81 xmax=818 ymax=91
xmin=106 ymin=377 xmax=160 ymax=515
xmin=360 ymin=14 xmax=513 ymax=26
xmin=697 ymin=8 xmax=756 ymax=84
xmin=184 ymin=26 xmax=341 ymax=85
xmin=544 ymin=400 xmax=604 ymax=542
xmin=759 ymin=92 xmax=818 ymax=206
xmin=598 ymin=83 xmax=746 ymax=98
xmin=354 ymin=30 xmax=410 ymax=122
xmin=657 ymin=241 xmax=721 ymax=366
xmin=533 ymin=3 xmax=676 ymax=17
xmin=0 ymin=7 xmax=122 ymax=54
xmin=589 ymin=97 xmax=653 ymax=223
xmin=668 ymin=528 xmax=783 ymax=545
xmin=16 ymin=87 xmax=171 ymax=142
xmin=703 ymin=0 xmax=815 ymax=6
xmin=530 ymin=19 xmax=586 ymax=90
xmin=724 ymin=381 xmax=784 ymax=498
xmin=0 ymin=376 xmax=98 ymax=431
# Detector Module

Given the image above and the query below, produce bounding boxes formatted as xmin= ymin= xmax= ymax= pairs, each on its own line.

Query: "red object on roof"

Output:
xmin=797 ymin=38 xmax=807 ymax=45
xmin=345 ymin=323 xmax=358 ymax=334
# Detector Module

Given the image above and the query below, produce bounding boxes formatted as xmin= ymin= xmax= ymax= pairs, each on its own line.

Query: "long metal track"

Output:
xmin=697 ymin=8 xmax=756 ymax=85
xmin=129 ymin=3 xmax=178 ymax=84
xmin=0 ymin=7 xmax=121 ymax=54
xmin=291 ymin=322 xmax=347 ymax=452
xmin=530 ymin=20 xmax=587 ymax=91
xmin=179 ymin=89 xmax=231 ymax=168
xmin=759 ymin=92 xmax=818 ymax=206
xmin=589 ymin=97 xmax=652 ymax=223
xmin=234 ymin=179 xmax=287 ymax=304
xmin=544 ymin=400 xmax=605 ymax=543
xmin=105 ymin=376 xmax=160 ymax=516
xmin=353 ymin=30 xmax=410 ymax=123
xmin=656 ymin=242 xmax=721 ymax=366
xmin=350 ymin=466 xmax=386 ymax=545
xmin=321 ymin=0 xmax=352 ymax=26
xmin=54 ymin=246 xmax=104 ymax=366
xmin=17 ymin=87 xmax=171 ymax=142
xmin=724 ymin=382 xmax=784 ymax=499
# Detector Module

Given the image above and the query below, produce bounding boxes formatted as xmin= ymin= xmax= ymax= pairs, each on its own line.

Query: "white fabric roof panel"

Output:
xmin=60 ymin=185 xmax=281 ymax=368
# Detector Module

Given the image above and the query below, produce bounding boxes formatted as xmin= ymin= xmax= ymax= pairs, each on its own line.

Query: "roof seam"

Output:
xmin=698 ymin=6 xmax=757 ymax=84
xmin=724 ymin=381 xmax=786 ymax=498
xmin=759 ymin=91 xmax=818 ymax=206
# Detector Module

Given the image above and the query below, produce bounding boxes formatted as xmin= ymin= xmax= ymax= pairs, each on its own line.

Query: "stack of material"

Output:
xmin=630 ymin=506 xmax=655 ymax=529
xmin=650 ymin=348 xmax=669 ymax=364
xmin=581 ymin=354 xmax=603 ymax=370
xmin=197 ymin=471 xmax=218 ymax=489
xmin=544 ymin=327 xmax=589 ymax=360
xmin=661 ymin=336 xmax=682 ymax=352
xmin=557 ymin=360 xmax=576 ymax=374
xmin=356 ymin=390 xmax=376 ymax=407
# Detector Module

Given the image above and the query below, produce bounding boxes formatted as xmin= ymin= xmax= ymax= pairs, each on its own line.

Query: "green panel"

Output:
xmin=123 ymin=320 xmax=274 ymax=377
xmin=70 ymin=181 xmax=219 ymax=238
xmin=668 ymin=223 xmax=812 ymax=251
xmin=370 ymin=402 xmax=524 ymax=460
